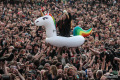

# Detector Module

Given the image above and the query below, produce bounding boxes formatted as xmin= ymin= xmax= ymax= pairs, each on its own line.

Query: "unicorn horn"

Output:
xmin=40 ymin=10 xmax=44 ymax=16
xmin=47 ymin=11 xmax=49 ymax=15
xmin=73 ymin=26 xmax=92 ymax=37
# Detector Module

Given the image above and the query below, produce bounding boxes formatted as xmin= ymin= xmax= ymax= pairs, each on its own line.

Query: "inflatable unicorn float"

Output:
xmin=35 ymin=13 xmax=92 ymax=47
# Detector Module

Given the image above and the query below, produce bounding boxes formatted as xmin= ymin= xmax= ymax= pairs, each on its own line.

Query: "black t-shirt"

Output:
xmin=49 ymin=49 xmax=57 ymax=58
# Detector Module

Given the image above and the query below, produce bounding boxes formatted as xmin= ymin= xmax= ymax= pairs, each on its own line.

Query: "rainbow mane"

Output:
xmin=46 ymin=13 xmax=56 ymax=27
xmin=73 ymin=26 xmax=92 ymax=37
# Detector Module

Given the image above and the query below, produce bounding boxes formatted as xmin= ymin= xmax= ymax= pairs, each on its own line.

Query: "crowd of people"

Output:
xmin=0 ymin=0 xmax=120 ymax=80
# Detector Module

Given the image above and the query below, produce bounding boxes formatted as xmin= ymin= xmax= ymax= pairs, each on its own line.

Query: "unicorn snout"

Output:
xmin=34 ymin=20 xmax=40 ymax=26
xmin=36 ymin=21 xmax=39 ymax=23
xmin=35 ymin=20 xmax=39 ymax=24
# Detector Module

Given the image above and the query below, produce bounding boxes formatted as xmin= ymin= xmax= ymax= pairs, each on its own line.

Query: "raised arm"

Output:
xmin=0 ymin=47 xmax=8 ymax=57
xmin=89 ymin=56 xmax=95 ymax=67
xmin=15 ymin=69 xmax=25 ymax=80
xmin=4 ymin=61 xmax=9 ymax=75
xmin=83 ymin=57 xmax=91 ymax=69
xmin=101 ymin=55 xmax=106 ymax=70
xmin=89 ymin=48 xmax=100 ymax=55
xmin=34 ymin=48 xmax=43 ymax=59
xmin=46 ymin=45 xmax=52 ymax=56
xmin=79 ymin=55 xmax=83 ymax=71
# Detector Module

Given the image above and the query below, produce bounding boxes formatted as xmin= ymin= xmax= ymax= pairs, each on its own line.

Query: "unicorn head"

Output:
xmin=35 ymin=13 xmax=52 ymax=26
xmin=35 ymin=13 xmax=57 ymax=38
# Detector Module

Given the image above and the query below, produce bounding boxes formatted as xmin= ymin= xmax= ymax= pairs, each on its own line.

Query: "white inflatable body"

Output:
xmin=46 ymin=36 xmax=84 ymax=47
xmin=35 ymin=14 xmax=85 ymax=47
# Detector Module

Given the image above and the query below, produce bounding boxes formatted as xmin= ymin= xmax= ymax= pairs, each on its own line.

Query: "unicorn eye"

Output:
xmin=36 ymin=21 xmax=39 ymax=23
xmin=43 ymin=17 xmax=48 ymax=20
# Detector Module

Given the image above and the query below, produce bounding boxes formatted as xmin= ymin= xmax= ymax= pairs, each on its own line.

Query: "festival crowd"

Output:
xmin=0 ymin=0 xmax=120 ymax=80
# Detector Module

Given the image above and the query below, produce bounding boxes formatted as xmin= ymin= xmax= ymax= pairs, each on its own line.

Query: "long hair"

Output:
xmin=67 ymin=67 xmax=73 ymax=76
xmin=50 ymin=65 xmax=57 ymax=76
xmin=64 ymin=13 xmax=69 ymax=19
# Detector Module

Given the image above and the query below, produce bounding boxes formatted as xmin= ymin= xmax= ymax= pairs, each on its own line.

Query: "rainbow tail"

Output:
xmin=73 ymin=26 xmax=92 ymax=37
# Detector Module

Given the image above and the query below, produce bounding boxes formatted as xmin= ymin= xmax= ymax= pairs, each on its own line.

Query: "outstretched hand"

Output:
xmin=89 ymin=48 xmax=100 ymax=55
xmin=14 ymin=69 xmax=19 ymax=73
xmin=4 ymin=61 xmax=7 ymax=65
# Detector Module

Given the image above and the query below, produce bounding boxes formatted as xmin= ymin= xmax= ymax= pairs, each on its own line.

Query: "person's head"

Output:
xmin=8 ymin=9 xmax=12 ymax=14
xmin=62 ymin=10 xmax=68 ymax=20
xmin=57 ymin=69 xmax=63 ymax=76
xmin=50 ymin=65 xmax=57 ymax=76
xmin=34 ymin=59 xmax=40 ymax=67
xmin=12 ymin=49 xmax=18 ymax=55
xmin=89 ymin=36 xmax=94 ymax=41
xmin=82 ymin=54 xmax=87 ymax=62
xmin=72 ymin=66 xmax=77 ymax=74
xmin=62 ymin=52 xmax=68 ymax=58
xmin=87 ymin=68 xmax=94 ymax=78
xmin=56 ymin=62 xmax=62 ymax=69
xmin=26 ymin=71 xmax=35 ymax=80
xmin=64 ymin=66 xmax=69 ymax=74
xmin=100 ymin=45 xmax=105 ymax=51
xmin=27 ymin=55 xmax=33 ymax=61
xmin=96 ymin=70 xmax=103 ymax=79
xmin=67 ymin=67 xmax=74 ymax=76
xmin=19 ymin=49 xmax=26 ymax=54
xmin=9 ymin=46 xmax=14 ymax=53
xmin=14 ymin=42 xmax=21 ymax=48
xmin=26 ymin=44 xmax=32 ymax=51
xmin=33 ymin=44 xmax=39 ymax=52
xmin=109 ymin=40 xmax=115 ymax=45
xmin=1 ymin=22 xmax=5 ymax=27
xmin=78 ymin=70 xmax=86 ymax=80
xmin=38 ymin=65 xmax=44 ymax=70
xmin=44 ymin=63 xmax=50 ymax=70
